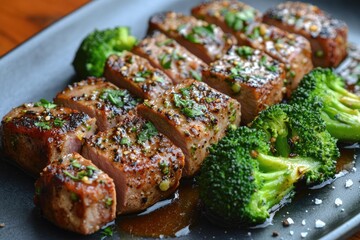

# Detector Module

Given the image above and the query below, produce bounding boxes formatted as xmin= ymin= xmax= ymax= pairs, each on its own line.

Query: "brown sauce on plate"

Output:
xmin=117 ymin=181 xmax=200 ymax=237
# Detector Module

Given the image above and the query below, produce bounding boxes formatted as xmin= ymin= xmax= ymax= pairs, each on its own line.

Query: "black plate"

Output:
xmin=1 ymin=0 xmax=360 ymax=239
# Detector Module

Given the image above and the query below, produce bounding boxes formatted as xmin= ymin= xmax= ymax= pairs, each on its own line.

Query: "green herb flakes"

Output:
xmin=137 ymin=122 xmax=158 ymax=143
xmin=34 ymin=99 xmax=57 ymax=109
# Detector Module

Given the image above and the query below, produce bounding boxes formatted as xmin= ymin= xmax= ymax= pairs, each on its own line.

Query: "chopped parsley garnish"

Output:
xmin=248 ymin=26 xmax=260 ymax=39
xmin=260 ymin=55 xmax=267 ymax=66
xmin=184 ymin=24 xmax=215 ymax=44
xmin=137 ymin=122 xmax=158 ymax=143
xmin=70 ymin=192 xmax=79 ymax=202
xmin=35 ymin=121 xmax=51 ymax=130
xmin=259 ymin=55 xmax=278 ymax=73
xmin=100 ymin=89 xmax=139 ymax=109
xmin=34 ymin=99 xmax=57 ymax=109
xmin=63 ymin=165 xmax=96 ymax=181
xmin=54 ymin=118 xmax=65 ymax=127
xmin=173 ymin=86 xmax=207 ymax=118
xmin=229 ymin=65 xmax=243 ymax=79
xmin=134 ymin=70 xmax=152 ymax=82
xmin=190 ymin=70 xmax=202 ymax=81
xmin=105 ymin=197 xmax=113 ymax=207
xmin=236 ymin=46 xmax=253 ymax=58
xmin=158 ymin=51 xmax=185 ymax=69
xmin=156 ymin=39 xmax=174 ymax=47
xmin=159 ymin=161 xmax=169 ymax=175
xmin=223 ymin=8 xmax=256 ymax=31
xmin=265 ymin=64 xmax=278 ymax=73
xmin=101 ymin=226 xmax=114 ymax=238
xmin=120 ymin=137 xmax=131 ymax=146
xmin=70 ymin=159 xmax=81 ymax=169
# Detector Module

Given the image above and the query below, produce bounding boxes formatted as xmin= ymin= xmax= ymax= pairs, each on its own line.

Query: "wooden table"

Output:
xmin=0 ymin=0 xmax=359 ymax=239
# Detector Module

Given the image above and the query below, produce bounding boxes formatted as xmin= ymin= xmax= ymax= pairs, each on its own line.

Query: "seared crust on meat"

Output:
xmin=104 ymin=52 xmax=173 ymax=99
xmin=132 ymin=31 xmax=207 ymax=84
xmin=263 ymin=1 xmax=348 ymax=67
xmin=34 ymin=152 xmax=116 ymax=235
xmin=82 ymin=116 xmax=184 ymax=214
xmin=148 ymin=12 xmax=237 ymax=64
xmin=202 ymin=46 xmax=285 ymax=124
xmin=1 ymin=104 xmax=96 ymax=176
xmin=234 ymin=23 xmax=312 ymax=96
xmin=191 ymin=0 xmax=261 ymax=34
xmin=137 ymin=80 xmax=241 ymax=176
xmin=55 ymin=77 xmax=140 ymax=131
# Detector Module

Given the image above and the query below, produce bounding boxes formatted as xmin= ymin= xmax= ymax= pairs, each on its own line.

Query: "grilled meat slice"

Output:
xmin=234 ymin=23 xmax=312 ymax=96
xmin=137 ymin=80 xmax=241 ymax=177
xmin=82 ymin=116 xmax=184 ymax=214
xmin=132 ymin=31 xmax=207 ymax=84
xmin=104 ymin=51 xmax=173 ymax=99
xmin=34 ymin=152 xmax=116 ymax=235
xmin=191 ymin=0 xmax=261 ymax=34
xmin=1 ymin=102 xmax=96 ymax=176
xmin=263 ymin=1 xmax=348 ymax=67
xmin=148 ymin=12 xmax=237 ymax=64
xmin=55 ymin=77 xmax=140 ymax=131
xmin=202 ymin=46 xmax=285 ymax=124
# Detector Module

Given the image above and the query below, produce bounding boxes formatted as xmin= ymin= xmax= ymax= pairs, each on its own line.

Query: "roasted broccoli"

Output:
xmin=291 ymin=68 xmax=360 ymax=142
xmin=251 ymin=104 xmax=339 ymax=184
xmin=73 ymin=27 xmax=137 ymax=78
xmin=198 ymin=104 xmax=339 ymax=225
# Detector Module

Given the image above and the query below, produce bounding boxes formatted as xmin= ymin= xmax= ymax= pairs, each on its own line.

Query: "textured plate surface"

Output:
xmin=1 ymin=0 xmax=360 ymax=239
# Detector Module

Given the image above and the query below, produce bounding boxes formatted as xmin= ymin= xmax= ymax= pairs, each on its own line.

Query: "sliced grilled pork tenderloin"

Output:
xmin=263 ymin=1 xmax=348 ymax=67
xmin=202 ymin=46 xmax=285 ymax=124
xmin=34 ymin=152 xmax=116 ymax=235
xmin=191 ymin=1 xmax=312 ymax=96
xmin=82 ymin=116 xmax=184 ymax=214
xmin=148 ymin=12 xmax=237 ymax=64
xmin=1 ymin=100 xmax=96 ymax=176
xmin=55 ymin=77 xmax=140 ymax=131
xmin=104 ymin=52 xmax=173 ymax=99
xmin=132 ymin=31 xmax=207 ymax=84
xmin=137 ymin=79 xmax=241 ymax=177
xmin=191 ymin=0 xmax=262 ymax=34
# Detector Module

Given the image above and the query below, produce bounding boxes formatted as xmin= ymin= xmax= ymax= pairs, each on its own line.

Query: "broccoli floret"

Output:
xmin=199 ymin=127 xmax=323 ymax=225
xmin=291 ymin=68 xmax=360 ymax=142
xmin=73 ymin=27 xmax=137 ymax=78
xmin=251 ymin=104 xmax=339 ymax=184
xmin=199 ymin=104 xmax=339 ymax=225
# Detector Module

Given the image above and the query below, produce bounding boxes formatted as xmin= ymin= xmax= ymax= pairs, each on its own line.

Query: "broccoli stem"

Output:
xmin=321 ymin=111 xmax=360 ymax=141
xmin=275 ymin=135 xmax=291 ymax=157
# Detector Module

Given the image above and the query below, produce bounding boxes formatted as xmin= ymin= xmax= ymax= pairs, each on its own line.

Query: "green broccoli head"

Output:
xmin=251 ymin=103 xmax=339 ymax=184
xmin=73 ymin=26 xmax=137 ymax=79
xmin=199 ymin=127 xmax=315 ymax=226
xmin=291 ymin=68 xmax=360 ymax=142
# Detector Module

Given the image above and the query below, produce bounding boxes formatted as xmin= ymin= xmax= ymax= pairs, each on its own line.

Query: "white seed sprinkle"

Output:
xmin=345 ymin=179 xmax=353 ymax=188
xmin=287 ymin=217 xmax=294 ymax=225
xmin=335 ymin=198 xmax=343 ymax=207
xmin=331 ymin=186 xmax=336 ymax=189
xmin=341 ymin=208 xmax=345 ymax=212
xmin=352 ymin=167 xmax=357 ymax=172
xmin=305 ymin=210 xmax=308 ymax=213
xmin=301 ymin=232 xmax=308 ymax=238
xmin=289 ymin=231 xmax=294 ymax=236
xmin=315 ymin=219 xmax=326 ymax=228
xmin=314 ymin=198 xmax=322 ymax=205
xmin=302 ymin=219 xmax=306 ymax=226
